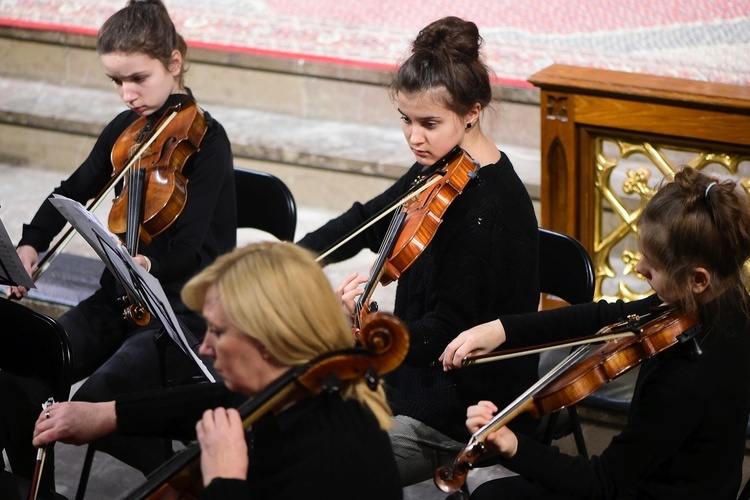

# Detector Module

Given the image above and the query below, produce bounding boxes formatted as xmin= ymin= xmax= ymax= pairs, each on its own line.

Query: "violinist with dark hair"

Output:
xmin=1 ymin=0 xmax=235 ymax=492
xmin=441 ymin=167 xmax=750 ymax=499
xmin=297 ymin=16 xmax=540 ymax=486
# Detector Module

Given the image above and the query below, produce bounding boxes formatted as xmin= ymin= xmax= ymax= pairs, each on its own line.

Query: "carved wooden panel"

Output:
xmin=530 ymin=65 xmax=750 ymax=301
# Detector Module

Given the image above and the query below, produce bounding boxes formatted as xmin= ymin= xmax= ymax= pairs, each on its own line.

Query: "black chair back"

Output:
xmin=234 ymin=168 xmax=297 ymax=241
xmin=536 ymin=228 xmax=594 ymax=457
xmin=538 ymin=227 xmax=595 ymax=306
xmin=0 ymin=298 xmax=72 ymax=403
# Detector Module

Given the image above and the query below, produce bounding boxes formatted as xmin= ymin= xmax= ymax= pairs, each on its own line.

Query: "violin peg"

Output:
xmin=365 ymin=366 xmax=379 ymax=391
xmin=321 ymin=372 xmax=343 ymax=393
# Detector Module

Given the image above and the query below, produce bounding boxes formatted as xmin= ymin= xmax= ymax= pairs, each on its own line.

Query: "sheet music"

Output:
xmin=49 ymin=195 xmax=215 ymax=382
xmin=0 ymin=213 xmax=35 ymax=289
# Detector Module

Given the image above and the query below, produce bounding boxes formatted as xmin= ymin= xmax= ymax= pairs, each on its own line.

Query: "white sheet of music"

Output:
xmin=0 ymin=214 xmax=35 ymax=289
xmin=49 ymin=194 xmax=215 ymax=382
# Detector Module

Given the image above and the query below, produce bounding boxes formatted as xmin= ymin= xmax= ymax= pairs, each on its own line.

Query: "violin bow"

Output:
xmin=461 ymin=330 xmax=636 ymax=367
xmin=455 ymin=312 xmax=669 ymax=368
xmin=28 ymin=397 xmax=55 ymax=500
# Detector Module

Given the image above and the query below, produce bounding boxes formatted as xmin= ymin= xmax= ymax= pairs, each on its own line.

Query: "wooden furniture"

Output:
xmin=529 ymin=65 xmax=750 ymax=301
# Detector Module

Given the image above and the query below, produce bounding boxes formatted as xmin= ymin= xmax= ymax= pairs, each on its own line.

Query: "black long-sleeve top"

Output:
xmin=298 ymin=152 xmax=541 ymax=440
xmin=19 ymin=93 xmax=237 ymax=309
xmin=498 ymin=294 xmax=750 ymax=499
xmin=115 ymin=384 xmax=402 ymax=499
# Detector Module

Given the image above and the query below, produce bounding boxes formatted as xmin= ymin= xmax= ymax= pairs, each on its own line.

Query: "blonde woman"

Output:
xmin=34 ymin=242 xmax=402 ymax=499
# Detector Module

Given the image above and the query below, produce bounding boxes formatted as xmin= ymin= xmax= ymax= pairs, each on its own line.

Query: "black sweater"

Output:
xmin=499 ymin=294 xmax=750 ymax=499
xmin=19 ymin=93 xmax=237 ymax=310
xmin=298 ymin=152 xmax=541 ymax=440
xmin=115 ymin=384 xmax=402 ymax=499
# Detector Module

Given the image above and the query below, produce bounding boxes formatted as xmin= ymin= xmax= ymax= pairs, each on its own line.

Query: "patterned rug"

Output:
xmin=1 ymin=0 xmax=749 ymax=87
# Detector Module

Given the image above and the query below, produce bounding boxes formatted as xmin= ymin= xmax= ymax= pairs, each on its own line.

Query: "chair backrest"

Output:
xmin=0 ymin=298 xmax=72 ymax=402
xmin=234 ymin=168 xmax=297 ymax=241
xmin=534 ymin=229 xmax=596 ymax=456
xmin=537 ymin=228 xmax=595 ymax=376
xmin=538 ymin=227 xmax=595 ymax=307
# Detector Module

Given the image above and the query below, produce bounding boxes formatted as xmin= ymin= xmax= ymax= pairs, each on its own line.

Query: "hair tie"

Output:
xmin=705 ymin=182 xmax=717 ymax=197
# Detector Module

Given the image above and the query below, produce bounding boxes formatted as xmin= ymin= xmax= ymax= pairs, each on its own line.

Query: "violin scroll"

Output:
xmin=434 ymin=441 xmax=485 ymax=493
xmin=358 ymin=310 xmax=400 ymax=354
xmin=122 ymin=299 xmax=151 ymax=326
xmin=297 ymin=312 xmax=410 ymax=394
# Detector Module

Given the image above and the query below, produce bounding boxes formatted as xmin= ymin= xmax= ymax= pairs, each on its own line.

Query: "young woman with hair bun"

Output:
xmin=298 ymin=16 xmax=541 ymax=485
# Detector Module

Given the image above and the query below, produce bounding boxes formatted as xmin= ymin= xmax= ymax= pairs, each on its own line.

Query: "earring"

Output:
xmin=466 ymin=123 xmax=472 ymax=129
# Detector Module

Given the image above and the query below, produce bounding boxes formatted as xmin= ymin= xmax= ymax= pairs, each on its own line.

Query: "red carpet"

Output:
xmin=1 ymin=0 xmax=748 ymax=87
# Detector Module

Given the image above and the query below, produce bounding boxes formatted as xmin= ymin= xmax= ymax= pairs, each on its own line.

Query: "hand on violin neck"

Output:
xmin=439 ymin=319 xmax=506 ymax=371
xmin=466 ymin=401 xmax=518 ymax=458
xmin=196 ymin=408 xmax=249 ymax=486
xmin=336 ymin=271 xmax=368 ymax=319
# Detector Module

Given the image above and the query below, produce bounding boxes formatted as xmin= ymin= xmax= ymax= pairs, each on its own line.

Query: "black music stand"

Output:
xmin=47 ymin=195 xmax=216 ymax=383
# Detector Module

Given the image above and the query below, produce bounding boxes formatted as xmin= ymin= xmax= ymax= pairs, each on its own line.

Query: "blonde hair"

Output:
xmin=181 ymin=242 xmax=393 ymax=429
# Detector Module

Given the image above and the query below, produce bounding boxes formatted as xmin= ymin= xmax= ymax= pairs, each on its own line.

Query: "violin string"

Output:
xmin=354 ymin=210 xmax=407 ymax=321
xmin=115 ymin=110 xmax=180 ymax=195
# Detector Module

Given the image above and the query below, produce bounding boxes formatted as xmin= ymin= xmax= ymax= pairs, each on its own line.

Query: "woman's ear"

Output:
xmin=689 ymin=267 xmax=711 ymax=295
xmin=465 ymin=103 xmax=481 ymax=129
xmin=168 ymin=49 xmax=183 ymax=76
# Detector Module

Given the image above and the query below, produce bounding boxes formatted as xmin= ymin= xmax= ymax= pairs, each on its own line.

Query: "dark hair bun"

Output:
xmin=412 ymin=16 xmax=481 ymax=63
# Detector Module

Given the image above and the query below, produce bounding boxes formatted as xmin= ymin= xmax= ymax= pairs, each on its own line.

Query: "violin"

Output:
xmin=434 ymin=308 xmax=702 ymax=493
xmin=27 ymin=96 xmax=207 ymax=327
xmin=380 ymin=146 xmax=478 ymax=285
xmin=120 ymin=311 xmax=410 ymax=500
xmin=108 ymin=97 xmax=207 ymax=325
xmin=344 ymin=147 xmax=479 ymax=335
xmin=108 ymin=97 xmax=206 ymax=251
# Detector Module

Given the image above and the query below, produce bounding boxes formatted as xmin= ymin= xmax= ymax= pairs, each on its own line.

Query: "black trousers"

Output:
xmin=470 ymin=475 xmax=578 ymax=500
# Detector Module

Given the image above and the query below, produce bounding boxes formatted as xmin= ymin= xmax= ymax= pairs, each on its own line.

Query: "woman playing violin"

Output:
xmin=2 ymin=0 xmax=235 ymax=489
xmin=33 ymin=242 xmax=402 ymax=499
xmin=441 ymin=167 xmax=750 ymax=499
xmin=298 ymin=16 xmax=541 ymax=486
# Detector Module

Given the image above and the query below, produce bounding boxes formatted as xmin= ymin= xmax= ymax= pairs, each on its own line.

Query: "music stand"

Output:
xmin=48 ymin=195 xmax=215 ymax=382
xmin=0 ymin=213 xmax=35 ymax=290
